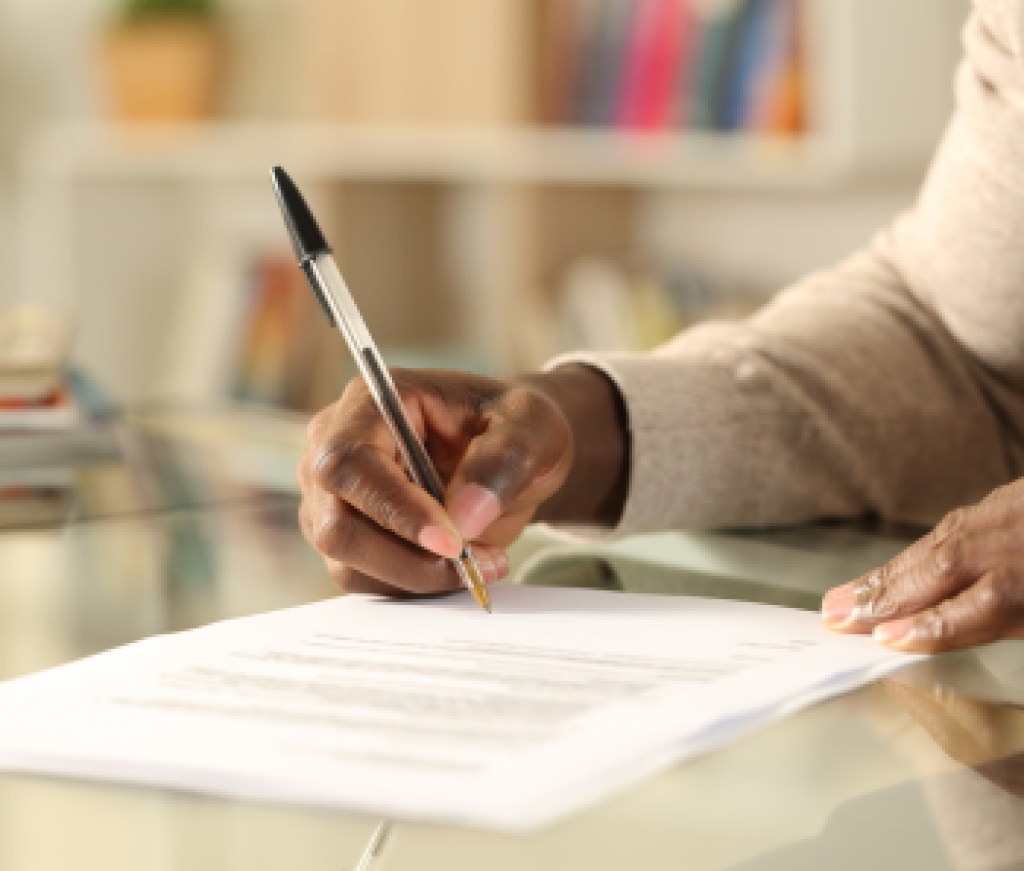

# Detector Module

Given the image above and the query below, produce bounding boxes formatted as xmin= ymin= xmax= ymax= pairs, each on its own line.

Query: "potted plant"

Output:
xmin=99 ymin=0 xmax=224 ymax=122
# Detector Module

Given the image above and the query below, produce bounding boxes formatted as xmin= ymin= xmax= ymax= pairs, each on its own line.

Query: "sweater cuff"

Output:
xmin=543 ymin=323 xmax=774 ymax=539
xmin=542 ymin=350 xmax=681 ymax=540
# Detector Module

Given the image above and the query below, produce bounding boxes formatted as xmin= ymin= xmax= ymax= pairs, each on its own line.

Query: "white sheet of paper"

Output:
xmin=0 ymin=585 xmax=921 ymax=830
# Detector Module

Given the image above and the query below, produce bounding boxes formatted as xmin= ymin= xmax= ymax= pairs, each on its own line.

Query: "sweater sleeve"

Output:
xmin=549 ymin=2 xmax=1024 ymax=536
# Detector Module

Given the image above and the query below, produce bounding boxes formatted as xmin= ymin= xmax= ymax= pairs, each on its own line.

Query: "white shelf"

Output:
xmin=25 ymin=122 xmax=854 ymax=191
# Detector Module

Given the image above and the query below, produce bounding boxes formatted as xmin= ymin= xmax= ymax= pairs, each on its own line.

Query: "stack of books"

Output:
xmin=0 ymin=306 xmax=118 ymax=526
xmin=540 ymin=0 xmax=804 ymax=134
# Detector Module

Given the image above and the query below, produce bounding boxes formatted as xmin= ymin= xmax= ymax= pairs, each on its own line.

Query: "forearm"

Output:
xmin=545 ymin=239 xmax=1017 ymax=536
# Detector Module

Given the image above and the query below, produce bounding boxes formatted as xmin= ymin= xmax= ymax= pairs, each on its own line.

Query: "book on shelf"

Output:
xmin=224 ymin=248 xmax=492 ymax=411
xmin=161 ymin=233 xmax=338 ymax=414
xmin=229 ymin=250 xmax=329 ymax=412
xmin=540 ymin=0 xmax=806 ymax=135
xmin=617 ymin=0 xmax=692 ymax=129
xmin=550 ymin=257 xmax=719 ymax=357
xmin=544 ymin=255 xmax=764 ymax=363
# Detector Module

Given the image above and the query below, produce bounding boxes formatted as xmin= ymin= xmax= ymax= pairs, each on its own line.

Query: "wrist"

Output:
xmin=518 ymin=364 xmax=630 ymax=527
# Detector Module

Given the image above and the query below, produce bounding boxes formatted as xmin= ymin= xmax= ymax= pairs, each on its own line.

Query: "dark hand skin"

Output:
xmin=297 ymin=365 xmax=629 ymax=597
xmin=822 ymin=479 xmax=1024 ymax=653
xmin=300 ymin=362 xmax=1024 ymax=653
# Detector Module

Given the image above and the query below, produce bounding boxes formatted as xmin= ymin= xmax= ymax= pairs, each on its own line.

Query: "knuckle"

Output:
xmin=315 ymin=445 xmax=414 ymax=537
xmin=920 ymin=607 xmax=954 ymax=646
xmin=312 ymin=502 xmax=358 ymax=560
xmin=934 ymin=507 xmax=969 ymax=544
xmin=975 ymin=572 xmax=1011 ymax=616
xmin=362 ymin=480 xmax=411 ymax=536
xmin=863 ymin=588 xmax=897 ymax=622
xmin=855 ymin=568 xmax=889 ymax=616
xmin=314 ymin=440 xmax=371 ymax=492
xmin=933 ymin=539 xmax=967 ymax=581
xmin=868 ymin=564 xmax=891 ymax=591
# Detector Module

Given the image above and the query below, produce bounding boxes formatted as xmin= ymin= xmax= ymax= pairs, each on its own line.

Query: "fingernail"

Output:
xmin=494 ymin=553 xmax=509 ymax=580
xmin=418 ymin=525 xmax=462 ymax=559
xmin=477 ymin=554 xmax=497 ymax=583
xmin=448 ymin=484 xmax=502 ymax=541
xmin=874 ymin=618 xmax=916 ymax=648
xmin=821 ymin=582 xmax=858 ymax=627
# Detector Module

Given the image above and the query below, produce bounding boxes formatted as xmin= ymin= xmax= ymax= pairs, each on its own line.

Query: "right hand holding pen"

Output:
xmin=298 ymin=368 xmax=578 ymax=597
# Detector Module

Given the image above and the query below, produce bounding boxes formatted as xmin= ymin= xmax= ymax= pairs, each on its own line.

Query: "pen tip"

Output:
xmin=457 ymin=550 xmax=492 ymax=613
xmin=475 ymin=587 xmax=493 ymax=614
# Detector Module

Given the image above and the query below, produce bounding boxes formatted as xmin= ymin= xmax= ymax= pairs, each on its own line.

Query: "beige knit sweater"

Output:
xmin=565 ymin=0 xmax=1024 ymax=535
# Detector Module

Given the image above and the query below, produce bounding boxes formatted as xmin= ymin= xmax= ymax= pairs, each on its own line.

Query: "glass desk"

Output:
xmin=1 ymin=405 xmax=1022 ymax=871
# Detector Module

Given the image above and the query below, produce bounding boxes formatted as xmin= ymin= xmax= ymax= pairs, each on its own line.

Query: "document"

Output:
xmin=0 ymin=585 xmax=920 ymax=830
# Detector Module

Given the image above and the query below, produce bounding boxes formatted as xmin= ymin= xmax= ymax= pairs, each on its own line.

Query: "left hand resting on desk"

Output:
xmin=822 ymin=478 xmax=1024 ymax=652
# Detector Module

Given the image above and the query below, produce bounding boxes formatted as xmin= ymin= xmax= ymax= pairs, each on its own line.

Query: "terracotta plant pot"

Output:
xmin=100 ymin=19 xmax=223 ymax=122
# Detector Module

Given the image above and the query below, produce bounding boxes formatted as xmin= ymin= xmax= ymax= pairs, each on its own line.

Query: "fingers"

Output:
xmin=821 ymin=479 xmax=1024 ymax=652
xmin=299 ymin=371 xmax=567 ymax=598
xmin=301 ymin=489 xmax=508 ymax=596
xmin=872 ymin=568 xmax=1024 ymax=653
xmin=316 ymin=438 xmax=463 ymax=557
xmin=822 ymin=520 xmax=1022 ymax=631
xmin=306 ymin=379 xmax=463 ymax=559
xmin=446 ymin=386 xmax=572 ymax=541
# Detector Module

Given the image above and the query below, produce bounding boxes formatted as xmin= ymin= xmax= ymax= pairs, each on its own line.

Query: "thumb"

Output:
xmin=446 ymin=385 xmax=572 ymax=541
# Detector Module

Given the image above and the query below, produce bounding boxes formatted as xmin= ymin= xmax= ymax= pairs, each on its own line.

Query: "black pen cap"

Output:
xmin=269 ymin=166 xmax=331 ymax=263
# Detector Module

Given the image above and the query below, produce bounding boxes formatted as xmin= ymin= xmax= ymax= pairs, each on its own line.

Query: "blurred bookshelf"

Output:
xmin=15 ymin=0 xmax=965 ymax=408
xmin=24 ymin=124 xmax=848 ymax=189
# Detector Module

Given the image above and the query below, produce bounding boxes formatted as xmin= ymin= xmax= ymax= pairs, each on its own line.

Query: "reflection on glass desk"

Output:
xmin=1 ymin=404 xmax=1023 ymax=871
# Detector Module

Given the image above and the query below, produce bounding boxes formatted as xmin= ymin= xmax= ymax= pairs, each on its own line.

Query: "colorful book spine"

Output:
xmin=573 ymin=0 xmax=612 ymax=125
xmin=749 ymin=0 xmax=804 ymax=133
xmin=616 ymin=0 xmax=660 ymax=127
xmin=590 ymin=0 xmax=637 ymax=126
xmin=688 ymin=2 xmax=734 ymax=131
xmin=718 ymin=0 xmax=775 ymax=131
xmin=669 ymin=1 xmax=704 ymax=128
xmin=548 ymin=0 xmax=805 ymax=134
xmin=540 ymin=0 xmax=585 ymax=125
xmin=619 ymin=0 xmax=691 ymax=130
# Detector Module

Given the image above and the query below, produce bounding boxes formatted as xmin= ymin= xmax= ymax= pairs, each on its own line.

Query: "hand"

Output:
xmin=822 ymin=479 xmax=1024 ymax=652
xmin=297 ymin=366 xmax=628 ymax=597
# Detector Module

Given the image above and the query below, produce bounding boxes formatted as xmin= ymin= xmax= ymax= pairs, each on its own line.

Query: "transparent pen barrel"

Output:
xmin=308 ymin=254 xmax=446 ymax=503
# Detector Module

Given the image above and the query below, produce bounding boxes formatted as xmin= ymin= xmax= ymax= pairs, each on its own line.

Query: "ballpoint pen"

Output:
xmin=270 ymin=166 xmax=491 ymax=613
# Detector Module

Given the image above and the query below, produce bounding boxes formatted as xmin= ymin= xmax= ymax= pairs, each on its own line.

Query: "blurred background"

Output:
xmin=0 ymin=0 xmax=968 ymax=413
